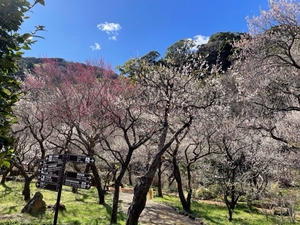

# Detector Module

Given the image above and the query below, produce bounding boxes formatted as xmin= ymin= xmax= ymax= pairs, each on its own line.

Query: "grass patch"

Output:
xmin=154 ymin=194 xmax=300 ymax=225
xmin=0 ymin=180 xmax=126 ymax=225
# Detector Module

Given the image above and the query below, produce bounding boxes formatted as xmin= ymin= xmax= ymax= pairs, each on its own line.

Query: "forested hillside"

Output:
xmin=14 ymin=31 xmax=242 ymax=80
xmin=15 ymin=57 xmax=119 ymax=80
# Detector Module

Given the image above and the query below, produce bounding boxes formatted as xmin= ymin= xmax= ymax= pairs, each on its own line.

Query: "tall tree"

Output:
xmin=12 ymin=99 xmax=54 ymax=201
xmin=0 ymin=0 xmax=44 ymax=167
xmin=234 ymin=0 xmax=300 ymax=149
xmin=166 ymin=114 xmax=218 ymax=212
xmin=22 ymin=59 xmax=115 ymax=204
xmin=197 ymin=32 xmax=243 ymax=73
xmin=202 ymin=115 xmax=271 ymax=221
xmin=98 ymin=77 xmax=158 ymax=224
xmin=165 ymin=39 xmax=196 ymax=66
xmin=125 ymin=57 xmax=218 ymax=225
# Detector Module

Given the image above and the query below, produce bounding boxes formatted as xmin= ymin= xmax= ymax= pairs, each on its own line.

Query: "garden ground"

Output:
xmin=119 ymin=192 xmax=203 ymax=225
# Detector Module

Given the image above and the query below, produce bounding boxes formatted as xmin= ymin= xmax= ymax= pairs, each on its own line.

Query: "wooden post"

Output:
xmin=149 ymin=188 xmax=153 ymax=199
xmin=53 ymin=150 xmax=68 ymax=225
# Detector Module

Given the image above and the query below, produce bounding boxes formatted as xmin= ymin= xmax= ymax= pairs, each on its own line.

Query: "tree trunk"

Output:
xmin=126 ymin=175 xmax=153 ymax=225
xmin=84 ymin=164 xmax=90 ymax=173
xmin=168 ymin=175 xmax=175 ymax=188
xmin=224 ymin=191 xmax=238 ymax=222
xmin=72 ymin=187 xmax=78 ymax=193
xmin=90 ymin=163 xmax=105 ymax=204
xmin=126 ymin=115 xmax=192 ymax=225
xmin=126 ymin=151 xmax=165 ymax=225
xmin=110 ymin=179 xmax=122 ymax=224
xmin=13 ymin=162 xmax=36 ymax=202
xmin=186 ymin=164 xmax=193 ymax=211
xmin=110 ymin=151 xmax=134 ymax=224
xmin=23 ymin=178 xmax=32 ymax=202
xmin=173 ymin=155 xmax=190 ymax=212
xmin=227 ymin=205 xmax=233 ymax=222
xmin=127 ymin=165 xmax=133 ymax=186
xmin=157 ymin=161 xmax=163 ymax=197
xmin=0 ymin=167 xmax=11 ymax=184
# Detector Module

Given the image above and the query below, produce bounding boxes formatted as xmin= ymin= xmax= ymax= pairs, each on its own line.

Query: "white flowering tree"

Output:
xmin=234 ymin=0 xmax=300 ymax=148
xmin=124 ymin=57 xmax=218 ymax=225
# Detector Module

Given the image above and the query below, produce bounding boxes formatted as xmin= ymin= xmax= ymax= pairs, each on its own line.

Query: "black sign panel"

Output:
xmin=38 ymin=163 xmax=62 ymax=173
xmin=38 ymin=169 xmax=61 ymax=176
xmin=38 ymin=159 xmax=61 ymax=168
xmin=45 ymin=154 xmax=64 ymax=163
xmin=63 ymin=178 xmax=91 ymax=189
xmin=65 ymin=171 xmax=92 ymax=181
xmin=37 ymin=174 xmax=59 ymax=183
xmin=36 ymin=181 xmax=58 ymax=191
xmin=68 ymin=155 xmax=95 ymax=164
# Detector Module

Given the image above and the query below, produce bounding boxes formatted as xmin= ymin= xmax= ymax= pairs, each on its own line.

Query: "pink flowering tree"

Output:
xmin=20 ymin=58 xmax=116 ymax=204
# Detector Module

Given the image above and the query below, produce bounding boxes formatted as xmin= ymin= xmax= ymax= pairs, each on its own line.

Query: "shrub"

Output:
xmin=195 ymin=187 xmax=217 ymax=200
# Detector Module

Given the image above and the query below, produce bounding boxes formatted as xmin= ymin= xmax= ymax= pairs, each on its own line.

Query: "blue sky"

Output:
xmin=22 ymin=0 xmax=269 ymax=70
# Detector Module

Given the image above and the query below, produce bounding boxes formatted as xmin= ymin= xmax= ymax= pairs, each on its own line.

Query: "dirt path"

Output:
xmin=119 ymin=192 xmax=204 ymax=225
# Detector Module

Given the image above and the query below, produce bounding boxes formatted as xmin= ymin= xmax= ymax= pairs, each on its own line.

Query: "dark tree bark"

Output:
xmin=168 ymin=175 xmax=175 ymax=188
xmin=173 ymin=153 xmax=190 ymax=212
xmin=105 ymin=106 xmax=157 ymax=224
xmin=110 ymin=147 xmax=135 ymax=224
xmin=126 ymin=159 xmax=160 ymax=225
xmin=12 ymin=161 xmax=37 ymax=201
xmin=18 ymin=163 xmax=37 ymax=201
xmin=186 ymin=163 xmax=193 ymax=210
xmin=110 ymin=178 xmax=123 ymax=224
xmin=157 ymin=160 xmax=163 ymax=197
xmin=110 ymin=167 xmax=129 ymax=224
xmin=223 ymin=168 xmax=241 ymax=222
xmin=127 ymin=165 xmax=133 ymax=186
xmin=90 ymin=163 xmax=105 ymax=204
xmin=23 ymin=178 xmax=32 ymax=202
xmin=126 ymin=117 xmax=192 ymax=225
xmin=0 ymin=166 xmax=11 ymax=184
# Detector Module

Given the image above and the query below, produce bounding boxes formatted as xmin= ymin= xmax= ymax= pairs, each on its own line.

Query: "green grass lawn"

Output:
xmin=0 ymin=180 xmax=126 ymax=225
xmin=1 ymin=179 xmax=299 ymax=225
xmin=154 ymin=194 xmax=300 ymax=225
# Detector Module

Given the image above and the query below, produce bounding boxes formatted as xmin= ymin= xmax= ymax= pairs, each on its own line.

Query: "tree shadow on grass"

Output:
xmin=6 ymin=205 xmax=17 ymax=214
xmin=102 ymin=202 xmax=126 ymax=223
xmin=191 ymin=200 xmax=228 ymax=225
xmin=103 ymin=203 xmax=112 ymax=215
xmin=1 ymin=183 xmax=13 ymax=195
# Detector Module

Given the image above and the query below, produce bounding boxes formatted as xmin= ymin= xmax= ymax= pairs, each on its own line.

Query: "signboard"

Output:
xmin=37 ymin=174 xmax=59 ymax=183
xmin=63 ymin=178 xmax=91 ymax=189
xmin=45 ymin=154 xmax=64 ymax=162
xmin=65 ymin=171 xmax=92 ymax=181
xmin=38 ymin=163 xmax=62 ymax=172
xmin=38 ymin=170 xmax=61 ymax=176
xmin=36 ymin=152 xmax=95 ymax=225
xmin=36 ymin=181 xmax=58 ymax=192
xmin=68 ymin=155 xmax=95 ymax=164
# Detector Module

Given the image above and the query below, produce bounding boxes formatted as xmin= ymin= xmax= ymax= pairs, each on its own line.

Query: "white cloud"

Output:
xmin=193 ymin=35 xmax=210 ymax=45
xmin=90 ymin=42 xmax=101 ymax=51
xmin=109 ymin=35 xmax=117 ymax=41
xmin=97 ymin=22 xmax=121 ymax=33
xmin=188 ymin=35 xmax=210 ymax=51
xmin=97 ymin=22 xmax=121 ymax=40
